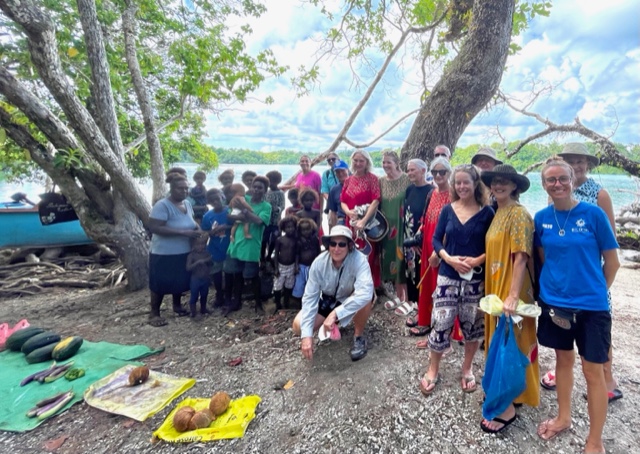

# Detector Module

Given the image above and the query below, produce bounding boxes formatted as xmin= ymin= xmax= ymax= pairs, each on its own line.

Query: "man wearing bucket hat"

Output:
xmin=327 ymin=159 xmax=350 ymax=230
xmin=472 ymin=147 xmax=503 ymax=171
xmin=292 ymin=225 xmax=375 ymax=361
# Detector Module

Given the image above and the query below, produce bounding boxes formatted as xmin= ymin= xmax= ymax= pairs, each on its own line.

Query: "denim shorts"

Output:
xmin=537 ymin=300 xmax=611 ymax=364
xmin=223 ymin=256 xmax=259 ymax=279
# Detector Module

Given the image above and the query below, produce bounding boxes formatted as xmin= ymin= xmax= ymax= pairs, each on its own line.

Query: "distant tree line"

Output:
xmin=180 ymin=142 xmax=639 ymax=174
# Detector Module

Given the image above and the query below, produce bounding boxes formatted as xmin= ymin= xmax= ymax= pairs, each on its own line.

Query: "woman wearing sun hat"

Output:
xmin=478 ymin=164 xmax=539 ymax=434
xmin=539 ymin=143 xmax=622 ymax=402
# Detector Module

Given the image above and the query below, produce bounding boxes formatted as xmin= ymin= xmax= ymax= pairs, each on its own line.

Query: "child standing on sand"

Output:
xmin=189 ymin=170 xmax=208 ymax=222
xmin=186 ymin=233 xmax=213 ymax=319
xmin=201 ymin=189 xmax=230 ymax=309
xmin=292 ymin=218 xmax=321 ymax=299
xmin=273 ymin=216 xmax=298 ymax=312
xmin=263 ymin=170 xmax=285 ymax=263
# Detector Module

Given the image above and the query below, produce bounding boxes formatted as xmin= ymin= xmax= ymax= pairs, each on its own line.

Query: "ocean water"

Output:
xmin=2 ymin=163 xmax=638 ymax=217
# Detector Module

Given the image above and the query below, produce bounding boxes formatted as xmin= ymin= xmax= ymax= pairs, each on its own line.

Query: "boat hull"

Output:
xmin=0 ymin=207 xmax=93 ymax=248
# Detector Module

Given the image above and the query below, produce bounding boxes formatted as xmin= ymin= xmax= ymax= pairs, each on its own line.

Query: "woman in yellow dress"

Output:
xmin=479 ymin=164 xmax=539 ymax=433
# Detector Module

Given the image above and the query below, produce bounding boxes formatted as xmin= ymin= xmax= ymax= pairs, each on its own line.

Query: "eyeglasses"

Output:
xmin=329 ymin=241 xmax=348 ymax=248
xmin=327 ymin=158 xmax=337 ymax=162
xmin=544 ymin=176 xmax=571 ymax=185
xmin=434 ymin=153 xmax=448 ymax=158
xmin=431 ymin=169 xmax=448 ymax=176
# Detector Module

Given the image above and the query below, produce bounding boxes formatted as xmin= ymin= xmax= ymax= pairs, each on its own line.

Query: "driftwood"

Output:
xmin=0 ymin=255 xmax=125 ymax=297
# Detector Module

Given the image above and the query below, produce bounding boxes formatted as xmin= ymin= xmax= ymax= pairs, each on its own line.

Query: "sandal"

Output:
xmin=481 ymin=414 xmax=517 ymax=434
xmin=384 ymin=296 xmax=402 ymax=311
xmin=541 ymin=370 xmax=556 ymax=391
xmin=409 ymin=326 xmax=431 ymax=337
xmin=582 ymin=388 xmax=623 ymax=404
xmin=405 ymin=315 xmax=418 ymax=328
xmin=419 ymin=373 xmax=440 ymax=396
xmin=394 ymin=301 xmax=416 ymax=316
xmin=537 ymin=419 xmax=571 ymax=441
xmin=461 ymin=375 xmax=477 ymax=393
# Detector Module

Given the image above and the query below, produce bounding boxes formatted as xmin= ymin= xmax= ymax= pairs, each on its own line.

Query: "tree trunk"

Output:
xmin=401 ymin=0 xmax=515 ymax=162
xmin=122 ymin=1 xmax=166 ymax=204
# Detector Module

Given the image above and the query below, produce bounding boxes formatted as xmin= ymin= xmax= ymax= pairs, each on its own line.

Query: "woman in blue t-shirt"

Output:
xmin=534 ymin=157 xmax=619 ymax=453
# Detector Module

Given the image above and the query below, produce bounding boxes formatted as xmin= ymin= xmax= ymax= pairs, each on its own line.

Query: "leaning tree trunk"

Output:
xmin=401 ymin=0 xmax=516 ymax=162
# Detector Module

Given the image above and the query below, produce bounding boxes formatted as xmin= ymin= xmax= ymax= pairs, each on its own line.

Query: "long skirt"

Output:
xmin=149 ymin=253 xmax=190 ymax=295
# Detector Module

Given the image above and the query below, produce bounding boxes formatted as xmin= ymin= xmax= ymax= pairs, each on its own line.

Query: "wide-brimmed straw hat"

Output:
xmin=471 ymin=147 xmax=503 ymax=165
xmin=321 ymin=225 xmax=354 ymax=249
xmin=480 ymin=164 xmax=530 ymax=193
xmin=558 ymin=143 xmax=600 ymax=167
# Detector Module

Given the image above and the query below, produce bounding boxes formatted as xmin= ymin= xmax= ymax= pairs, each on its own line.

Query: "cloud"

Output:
xmin=206 ymin=0 xmax=639 ymax=153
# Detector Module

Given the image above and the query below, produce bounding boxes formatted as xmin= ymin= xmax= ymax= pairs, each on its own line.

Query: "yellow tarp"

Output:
xmin=153 ymin=395 xmax=261 ymax=443
xmin=84 ymin=365 xmax=195 ymax=421
xmin=479 ymin=294 xmax=541 ymax=318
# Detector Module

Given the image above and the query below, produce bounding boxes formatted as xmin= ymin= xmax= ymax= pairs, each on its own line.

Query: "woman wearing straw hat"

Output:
xmin=479 ymin=164 xmax=539 ymax=433
xmin=539 ymin=143 xmax=622 ymax=402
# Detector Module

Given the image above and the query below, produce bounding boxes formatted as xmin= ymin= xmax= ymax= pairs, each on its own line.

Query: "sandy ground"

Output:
xmin=0 ymin=264 xmax=639 ymax=454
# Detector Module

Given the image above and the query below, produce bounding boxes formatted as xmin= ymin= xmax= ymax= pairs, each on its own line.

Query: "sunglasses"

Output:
xmin=327 ymin=157 xmax=337 ymax=162
xmin=434 ymin=153 xmax=448 ymax=157
xmin=329 ymin=241 xmax=348 ymax=248
xmin=431 ymin=169 xmax=448 ymax=176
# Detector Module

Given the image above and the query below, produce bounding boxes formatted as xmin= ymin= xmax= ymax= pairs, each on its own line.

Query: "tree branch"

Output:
xmin=343 ymin=107 xmax=421 ymax=149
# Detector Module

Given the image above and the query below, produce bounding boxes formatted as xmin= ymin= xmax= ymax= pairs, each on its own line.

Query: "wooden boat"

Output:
xmin=0 ymin=202 xmax=92 ymax=248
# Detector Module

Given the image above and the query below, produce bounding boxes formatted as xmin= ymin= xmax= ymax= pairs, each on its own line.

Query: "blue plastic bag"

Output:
xmin=482 ymin=314 xmax=530 ymax=420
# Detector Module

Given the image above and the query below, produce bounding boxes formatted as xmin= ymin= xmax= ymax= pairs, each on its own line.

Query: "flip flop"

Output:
xmin=384 ymin=296 xmax=402 ymax=310
xmin=582 ymin=388 xmax=623 ymax=404
xmin=409 ymin=326 xmax=431 ymax=337
xmin=480 ymin=414 xmax=517 ymax=434
xmin=461 ymin=375 xmax=477 ymax=393
xmin=405 ymin=315 xmax=418 ymax=328
xmin=536 ymin=419 xmax=571 ymax=441
xmin=148 ymin=316 xmax=168 ymax=327
xmin=394 ymin=301 xmax=416 ymax=316
xmin=419 ymin=373 xmax=440 ymax=396
xmin=541 ymin=370 xmax=556 ymax=391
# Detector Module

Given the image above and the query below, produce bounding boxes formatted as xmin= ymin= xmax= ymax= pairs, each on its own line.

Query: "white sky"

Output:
xmin=204 ymin=0 xmax=640 ymax=153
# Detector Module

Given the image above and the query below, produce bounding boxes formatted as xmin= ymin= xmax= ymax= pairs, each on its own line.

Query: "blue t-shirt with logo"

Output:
xmin=534 ymin=201 xmax=618 ymax=311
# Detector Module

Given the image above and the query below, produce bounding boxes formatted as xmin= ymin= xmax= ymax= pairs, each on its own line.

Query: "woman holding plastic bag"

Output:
xmin=534 ymin=158 xmax=619 ymax=453
xmin=479 ymin=165 xmax=539 ymax=433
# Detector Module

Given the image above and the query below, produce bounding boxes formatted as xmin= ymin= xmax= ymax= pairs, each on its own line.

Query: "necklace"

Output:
xmin=553 ymin=202 xmax=576 ymax=237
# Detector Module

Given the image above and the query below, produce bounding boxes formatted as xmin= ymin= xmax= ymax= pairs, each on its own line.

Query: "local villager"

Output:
xmin=273 ymin=216 xmax=299 ymax=312
xmin=292 ymin=225 xmax=375 ymax=361
xmin=201 ymin=188 xmax=231 ymax=309
xmin=263 ymin=170 xmax=285 ymax=263
xmin=480 ymin=164 xmax=538 ymax=434
xmin=147 ymin=172 xmax=201 ymax=327
xmin=188 ymin=170 xmax=208 ymax=222
xmin=534 ymin=157 xmax=619 ymax=453
xmin=186 ymin=233 xmax=213 ymax=319
xmin=223 ymin=176 xmax=272 ymax=315
xmin=295 ymin=188 xmax=322 ymax=234
xmin=419 ymin=165 xmax=494 ymax=395
xmin=292 ymin=218 xmax=321 ymax=299
xmin=327 ymin=159 xmax=350 ymax=230
xmin=284 ymin=188 xmax=302 ymax=217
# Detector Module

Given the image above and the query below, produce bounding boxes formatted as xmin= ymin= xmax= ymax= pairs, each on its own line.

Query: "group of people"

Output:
xmin=146 ymin=143 xmax=620 ymax=454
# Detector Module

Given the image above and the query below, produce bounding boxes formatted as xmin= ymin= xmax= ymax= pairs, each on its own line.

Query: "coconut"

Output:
xmin=189 ymin=409 xmax=213 ymax=430
xmin=209 ymin=391 xmax=231 ymax=416
xmin=173 ymin=406 xmax=195 ymax=432
xmin=128 ymin=366 xmax=150 ymax=386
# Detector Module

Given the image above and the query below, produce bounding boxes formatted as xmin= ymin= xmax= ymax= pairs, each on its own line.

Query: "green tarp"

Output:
xmin=0 ymin=341 xmax=163 ymax=432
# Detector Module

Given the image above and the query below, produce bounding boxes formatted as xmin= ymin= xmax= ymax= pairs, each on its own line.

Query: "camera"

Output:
xmin=403 ymin=233 xmax=423 ymax=248
xmin=319 ymin=293 xmax=339 ymax=313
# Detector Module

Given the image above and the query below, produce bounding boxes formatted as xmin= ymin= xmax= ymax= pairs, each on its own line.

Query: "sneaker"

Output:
xmin=350 ymin=336 xmax=368 ymax=361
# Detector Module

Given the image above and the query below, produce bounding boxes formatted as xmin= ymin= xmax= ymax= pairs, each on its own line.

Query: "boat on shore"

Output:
xmin=0 ymin=201 xmax=92 ymax=249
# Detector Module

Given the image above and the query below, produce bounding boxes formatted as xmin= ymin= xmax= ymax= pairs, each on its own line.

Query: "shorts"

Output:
xmin=537 ymin=300 xmax=611 ymax=364
xmin=273 ymin=263 xmax=296 ymax=291
xmin=223 ymin=256 xmax=259 ymax=279
xmin=292 ymin=264 xmax=310 ymax=298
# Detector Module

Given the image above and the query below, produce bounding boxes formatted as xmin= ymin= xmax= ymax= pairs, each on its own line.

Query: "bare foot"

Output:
xmin=537 ymin=417 xmax=572 ymax=441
